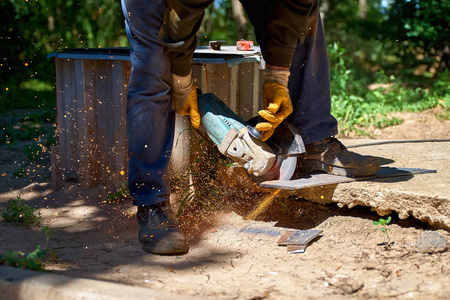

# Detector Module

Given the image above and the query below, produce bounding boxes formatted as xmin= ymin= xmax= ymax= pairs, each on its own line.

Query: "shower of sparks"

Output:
xmin=245 ymin=189 xmax=281 ymax=221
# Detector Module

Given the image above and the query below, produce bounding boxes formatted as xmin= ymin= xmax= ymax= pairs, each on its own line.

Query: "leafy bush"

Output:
xmin=1 ymin=196 xmax=41 ymax=227
xmin=23 ymin=143 xmax=43 ymax=161
xmin=0 ymin=226 xmax=56 ymax=271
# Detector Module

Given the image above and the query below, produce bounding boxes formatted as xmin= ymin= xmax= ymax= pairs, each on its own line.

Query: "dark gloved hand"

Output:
xmin=172 ymin=71 xmax=201 ymax=129
xmin=255 ymin=69 xmax=293 ymax=141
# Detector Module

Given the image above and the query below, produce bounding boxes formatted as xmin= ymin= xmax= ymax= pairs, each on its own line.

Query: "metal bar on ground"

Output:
xmin=260 ymin=167 xmax=437 ymax=190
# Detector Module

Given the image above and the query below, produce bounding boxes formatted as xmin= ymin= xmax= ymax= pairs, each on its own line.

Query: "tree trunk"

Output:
xmin=359 ymin=0 xmax=367 ymax=20
xmin=320 ymin=0 xmax=332 ymax=30
xmin=231 ymin=0 xmax=247 ymax=40
xmin=437 ymin=46 xmax=450 ymax=75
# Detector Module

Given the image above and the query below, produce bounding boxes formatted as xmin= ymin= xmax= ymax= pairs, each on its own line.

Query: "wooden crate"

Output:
xmin=49 ymin=47 xmax=262 ymax=189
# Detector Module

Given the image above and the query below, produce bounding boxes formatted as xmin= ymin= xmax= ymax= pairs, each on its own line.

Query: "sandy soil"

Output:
xmin=1 ymin=107 xmax=449 ymax=299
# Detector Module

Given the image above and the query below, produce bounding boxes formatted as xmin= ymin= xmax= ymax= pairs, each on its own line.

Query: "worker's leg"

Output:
xmin=122 ymin=0 xmax=173 ymax=205
xmin=121 ymin=0 xmax=187 ymax=254
xmin=287 ymin=0 xmax=338 ymax=144
xmin=239 ymin=0 xmax=336 ymax=143
xmin=287 ymin=0 xmax=379 ymax=177
xmin=240 ymin=0 xmax=379 ymax=177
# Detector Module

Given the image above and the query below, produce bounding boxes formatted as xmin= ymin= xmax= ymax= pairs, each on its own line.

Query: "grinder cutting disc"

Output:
xmin=249 ymin=154 xmax=297 ymax=183
xmin=246 ymin=118 xmax=304 ymax=183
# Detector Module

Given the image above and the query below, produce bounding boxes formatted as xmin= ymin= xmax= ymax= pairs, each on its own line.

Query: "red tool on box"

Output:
xmin=237 ymin=40 xmax=254 ymax=51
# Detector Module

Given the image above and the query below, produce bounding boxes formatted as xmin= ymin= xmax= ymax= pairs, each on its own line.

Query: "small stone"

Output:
xmin=415 ymin=231 xmax=448 ymax=254
xmin=338 ymin=281 xmax=364 ymax=294
xmin=381 ymin=269 xmax=391 ymax=278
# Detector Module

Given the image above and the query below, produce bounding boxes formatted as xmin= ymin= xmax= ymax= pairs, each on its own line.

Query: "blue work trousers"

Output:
xmin=121 ymin=0 xmax=338 ymax=206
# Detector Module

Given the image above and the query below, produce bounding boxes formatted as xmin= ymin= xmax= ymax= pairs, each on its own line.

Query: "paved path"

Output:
xmin=0 ymin=266 xmax=200 ymax=300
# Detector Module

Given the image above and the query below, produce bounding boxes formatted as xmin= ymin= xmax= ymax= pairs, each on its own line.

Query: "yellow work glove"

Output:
xmin=255 ymin=69 xmax=293 ymax=141
xmin=171 ymin=71 xmax=201 ymax=129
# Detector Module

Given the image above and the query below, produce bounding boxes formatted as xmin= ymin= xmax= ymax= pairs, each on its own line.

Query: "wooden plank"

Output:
xmin=52 ymin=59 xmax=64 ymax=188
xmin=206 ymin=64 xmax=231 ymax=107
xmin=229 ymin=65 xmax=238 ymax=112
xmin=73 ymin=59 xmax=87 ymax=184
xmin=52 ymin=49 xmax=263 ymax=189
xmin=59 ymin=59 xmax=77 ymax=181
xmin=192 ymin=64 xmax=207 ymax=94
xmin=110 ymin=60 xmax=128 ymax=189
xmin=83 ymin=60 xmax=101 ymax=187
xmin=252 ymin=62 xmax=261 ymax=116
xmin=95 ymin=60 xmax=110 ymax=185
xmin=235 ymin=62 xmax=261 ymax=120
xmin=67 ymin=59 xmax=79 ymax=181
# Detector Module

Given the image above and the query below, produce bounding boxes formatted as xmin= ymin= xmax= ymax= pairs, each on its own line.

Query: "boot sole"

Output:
xmin=140 ymin=239 xmax=188 ymax=255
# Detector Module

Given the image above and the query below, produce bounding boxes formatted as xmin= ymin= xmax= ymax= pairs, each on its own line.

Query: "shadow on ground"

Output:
xmin=0 ymin=140 xmax=436 ymax=287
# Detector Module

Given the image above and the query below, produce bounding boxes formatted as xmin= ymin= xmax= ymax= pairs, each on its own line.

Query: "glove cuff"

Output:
xmin=172 ymin=70 xmax=193 ymax=93
xmin=172 ymin=71 xmax=193 ymax=113
xmin=263 ymin=69 xmax=290 ymax=87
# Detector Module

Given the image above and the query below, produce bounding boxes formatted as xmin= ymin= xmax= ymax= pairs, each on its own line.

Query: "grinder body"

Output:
xmin=197 ymin=93 xmax=305 ymax=182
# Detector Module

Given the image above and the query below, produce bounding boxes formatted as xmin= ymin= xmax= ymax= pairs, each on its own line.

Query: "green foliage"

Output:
xmin=384 ymin=0 xmax=450 ymax=71
xmin=325 ymin=0 xmax=449 ymax=75
xmin=1 ymin=196 xmax=41 ymax=227
xmin=1 ymin=108 xmax=55 ymax=147
xmin=0 ymin=87 xmax=55 ymax=112
xmin=373 ymin=116 xmax=403 ymax=129
xmin=23 ymin=143 xmax=43 ymax=161
xmin=0 ymin=226 xmax=56 ymax=271
xmin=45 ymin=134 xmax=57 ymax=147
xmin=373 ymin=216 xmax=391 ymax=227
xmin=329 ymin=42 xmax=374 ymax=134
xmin=197 ymin=0 xmax=255 ymax=45
xmin=102 ymin=184 xmax=131 ymax=204
xmin=436 ymin=109 xmax=450 ymax=122
xmin=278 ymin=198 xmax=292 ymax=214
xmin=13 ymin=167 xmax=27 ymax=179
xmin=1 ymin=0 xmax=448 ymax=140
xmin=328 ymin=42 xmax=450 ymax=135
xmin=2 ymin=0 xmax=128 ymax=96
xmin=373 ymin=216 xmax=392 ymax=249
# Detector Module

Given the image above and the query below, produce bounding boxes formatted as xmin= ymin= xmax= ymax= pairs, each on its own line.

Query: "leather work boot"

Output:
xmin=137 ymin=201 xmax=188 ymax=255
xmin=298 ymin=137 xmax=380 ymax=177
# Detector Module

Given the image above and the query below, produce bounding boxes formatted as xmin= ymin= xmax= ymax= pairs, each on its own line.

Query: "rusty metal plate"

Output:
xmin=278 ymin=230 xmax=323 ymax=253
xmin=260 ymin=167 xmax=437 ymax=190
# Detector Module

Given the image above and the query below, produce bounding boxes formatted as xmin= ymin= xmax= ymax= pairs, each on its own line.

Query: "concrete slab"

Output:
xmin=292 ymin=139 xmax=450 ymax=230
xmin=0 ymin=266 xmax=199 ymax=300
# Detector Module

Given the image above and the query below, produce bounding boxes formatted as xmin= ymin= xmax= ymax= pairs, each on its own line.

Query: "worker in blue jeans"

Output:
xmin=121 ymin=0 xmax=380 ymax=255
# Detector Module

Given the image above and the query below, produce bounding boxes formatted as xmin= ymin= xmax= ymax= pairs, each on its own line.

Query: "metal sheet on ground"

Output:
xmin=278 ymin=230 xmax=323 ymax=246
xmin=278 ymin=230 xmax=323 ymax=253
xmin=260 ymin=167 xmax=437 ymax=190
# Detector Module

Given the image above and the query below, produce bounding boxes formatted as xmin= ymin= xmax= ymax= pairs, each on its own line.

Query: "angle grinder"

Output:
xmin=197 ymin=93 xmax=305 ymax=183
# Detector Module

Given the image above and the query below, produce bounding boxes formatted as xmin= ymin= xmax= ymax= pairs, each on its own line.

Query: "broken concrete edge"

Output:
xmin=331 ymin=186 xmax=450 ymax=231
xmin=278 ymin=185 xmax=450 ymax=231
xmin=0 ymin=265 xmax=199 ymax=300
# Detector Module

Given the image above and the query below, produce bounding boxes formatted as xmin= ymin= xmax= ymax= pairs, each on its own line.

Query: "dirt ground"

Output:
xmin=1 ymin=107 xmax=449 ymax=299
